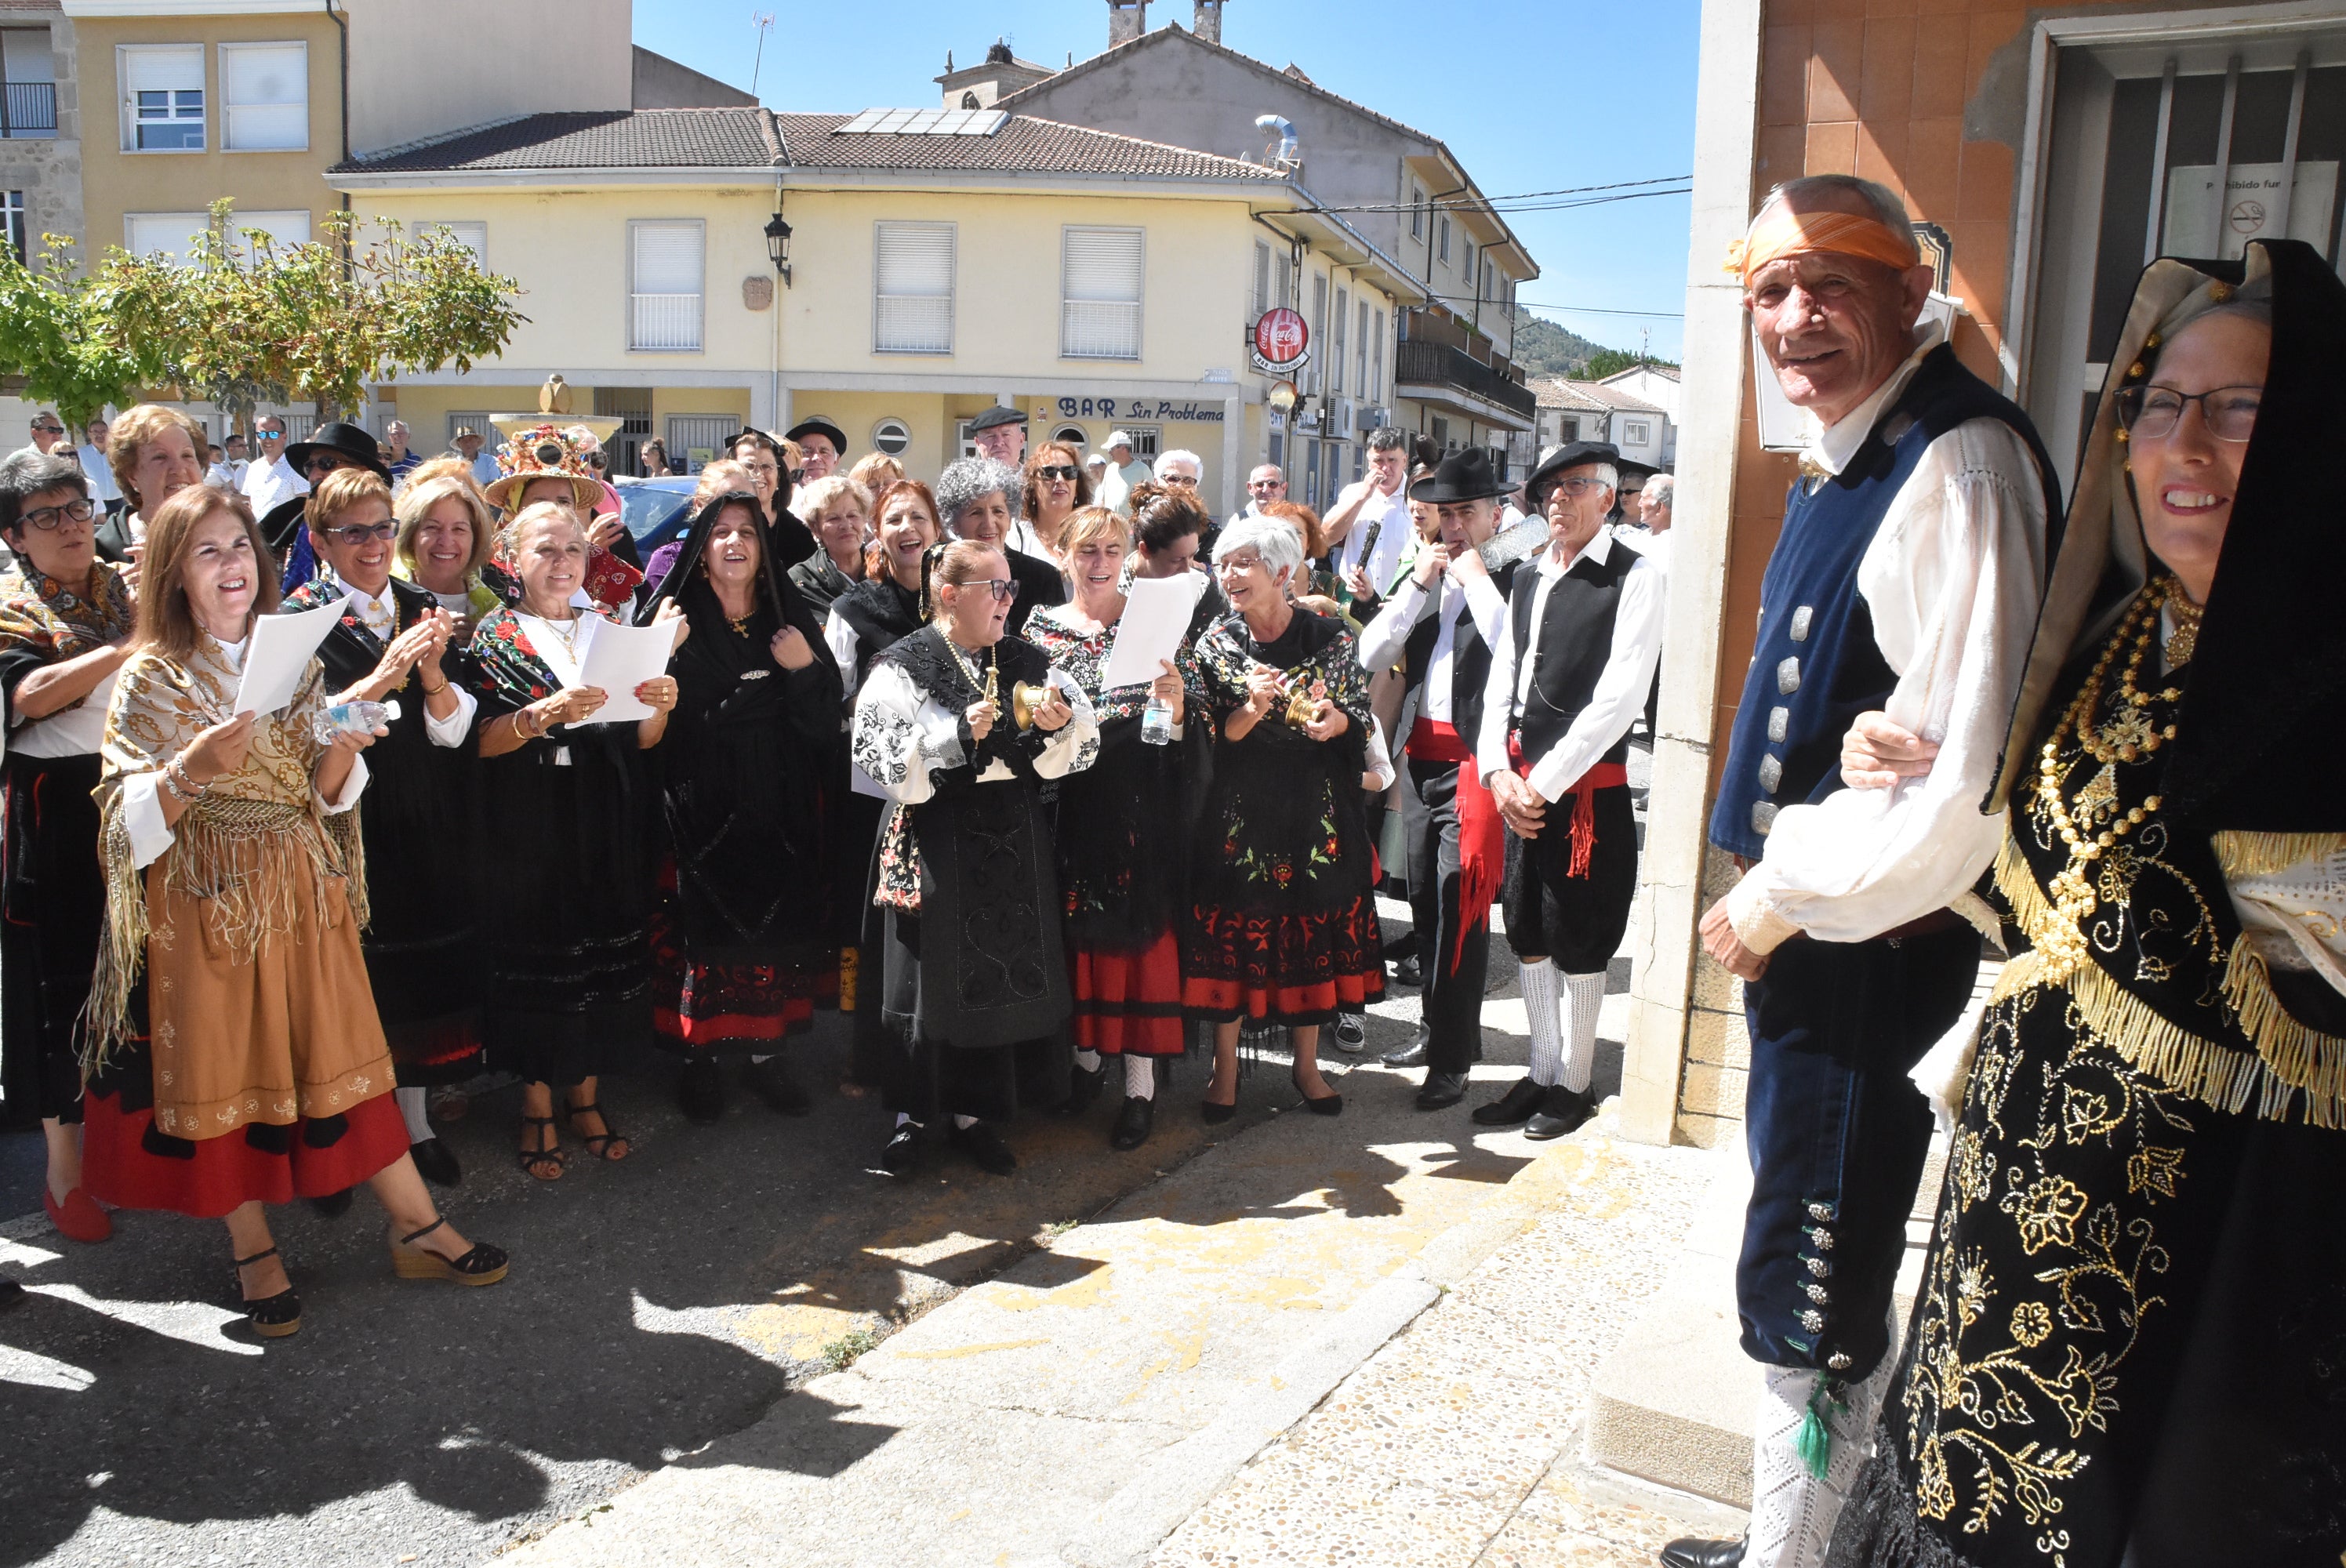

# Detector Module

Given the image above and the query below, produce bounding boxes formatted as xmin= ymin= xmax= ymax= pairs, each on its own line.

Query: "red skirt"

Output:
xmin=82 ymin=1086 xmax=409 ymax=1220
xmin=1070 ymin=927 xmax=1186 ymax=1057
xmin=1181 ymin=892 xmax=1387 ymax=1027
xmin=650 ymin=895 xmax=820 ymax=1053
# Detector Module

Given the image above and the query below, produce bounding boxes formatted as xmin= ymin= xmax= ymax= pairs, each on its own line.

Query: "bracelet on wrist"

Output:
xmin=163 ymin=757 xmax=209 ymax=803
xmin=421 ymin=678 xmax=449 ymax=697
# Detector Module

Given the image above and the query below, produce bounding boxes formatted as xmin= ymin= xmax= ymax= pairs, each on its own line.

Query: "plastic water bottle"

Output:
xmin=1141 ymin=692 xmax=1174 ymax=746
xmin=314 ymin=699 xmax=398 ymax=743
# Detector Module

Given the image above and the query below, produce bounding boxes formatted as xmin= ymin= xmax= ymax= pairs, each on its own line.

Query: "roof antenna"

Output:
xmin=749 ymin=12 xmax=775 ymax=99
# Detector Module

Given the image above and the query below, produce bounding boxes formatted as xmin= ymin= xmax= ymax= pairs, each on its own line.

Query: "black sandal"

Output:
xmin=233 ymin=1246 xmax=302 ymax=1338
xmin=565 ymin=1101 xmax=630 ymax=1162
xmin=517 ymin=1115 xmax=565 ymax=1181
xmin=390 ymin=1217 xmax=510 ymax=1287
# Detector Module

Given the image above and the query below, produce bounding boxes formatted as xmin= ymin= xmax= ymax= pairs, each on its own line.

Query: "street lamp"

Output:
xmin=764 ymin=210 xmax=794 ymax=288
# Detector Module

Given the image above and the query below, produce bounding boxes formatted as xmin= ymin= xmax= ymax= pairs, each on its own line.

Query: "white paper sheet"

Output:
xmin=571 ymin=618 xmax=684 ymax=725
xmin=235 ymin=594 xmax=352 ymax=717
xmin=1099 ymin=573 xmax=1202 ymax=691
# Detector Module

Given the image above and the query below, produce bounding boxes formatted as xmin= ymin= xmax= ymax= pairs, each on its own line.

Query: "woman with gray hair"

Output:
xmin=933 ymin=456 xmax=1064 ymax=637
xmin=1182 ymin=512 xmax=1383 ymax=1120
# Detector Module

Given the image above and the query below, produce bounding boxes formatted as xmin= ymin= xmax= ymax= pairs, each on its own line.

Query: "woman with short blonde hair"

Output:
xmin=848 ymin=452 xmax=905 ymax=495
xmin=392 ymin=470 xmax=499 ymax=631
xmin=787 ymin=475 xmax=873 ymax=619
xmin=100 ymin=404 xmax=209 ymax=561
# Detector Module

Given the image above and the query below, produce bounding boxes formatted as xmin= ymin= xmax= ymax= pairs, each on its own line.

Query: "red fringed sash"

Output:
xmin=1507 ymin=731 xmax=1626 ymax=880
xmin=1407 ymin=717 xmax=1503 ymax=974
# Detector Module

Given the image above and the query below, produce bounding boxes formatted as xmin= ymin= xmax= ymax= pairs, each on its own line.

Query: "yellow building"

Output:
xmin=332 ymin=105 xmax=1424 ymax=517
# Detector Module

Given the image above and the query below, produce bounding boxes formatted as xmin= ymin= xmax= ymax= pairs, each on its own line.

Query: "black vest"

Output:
xmin=1506 ymin=538 xmax=1635 ymax=768
xmin=1396 ymin=561 xmax=1518 ymax=746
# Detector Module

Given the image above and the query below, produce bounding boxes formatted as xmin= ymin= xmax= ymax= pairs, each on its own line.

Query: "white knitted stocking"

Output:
xmin=1520 ymin=960 xmax=1563 ymax=1086
xmin=1745 ymin=1352 xmax=1894 ymax=1568
xmin=1560 ymin=971 xmax=1606 ymax=1094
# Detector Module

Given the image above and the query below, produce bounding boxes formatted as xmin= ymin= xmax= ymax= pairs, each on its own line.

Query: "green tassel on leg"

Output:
xmin=1797 ymin=1373 xmax=1847 ymax=1480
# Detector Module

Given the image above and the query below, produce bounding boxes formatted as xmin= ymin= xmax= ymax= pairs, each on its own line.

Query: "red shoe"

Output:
xmin=44 ymin=1185 xmax=112 ymax=1243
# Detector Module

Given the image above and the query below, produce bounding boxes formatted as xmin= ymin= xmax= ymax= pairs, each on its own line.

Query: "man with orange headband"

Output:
xmin=1658 ymin=176 xmax=2063 ymax=1568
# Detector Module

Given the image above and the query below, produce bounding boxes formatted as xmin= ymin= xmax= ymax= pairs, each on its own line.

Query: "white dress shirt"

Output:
xmin=242 ymin=455 xmax=307 ymax=518
xmin=342 ymin=585 xmax=478 ymax=746
xmin=78 ymin=445 xmax=120 ymax=504
xmin=1331 ymin=485 xmax=1410 ymax=590
xmin=1722 ymin=324 xmax=2050 ymax=954
xmin=1476 ymin=525 xmax=1663 ymax=801
xmin=1357 ymin=561 xmax=1509 ymax=728
xmin=205 ymin=457 xmax=249 ymax=491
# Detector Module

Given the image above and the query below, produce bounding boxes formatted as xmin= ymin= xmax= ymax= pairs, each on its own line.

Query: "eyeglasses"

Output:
xmin=964 ymin=578 xmax=1018 ymax=602
xmin=257 ymin=428 xmax=286 ymax=442
xmin=1545 ymin=476 xmax=1610 ymax=499
xmin=1163 ymin=473 xmax=1199 ymax=487
xmin=30 ymin=423 xmax=64 ymax=436
xmin=325 ymin=521 xmax=397 ymax=546
xmin=2116 ymin=383 xmax=2262 ymax=442
xmin=17 ymin=497 xmax=96 ymax=532
xmin=1034 ymin=465 xmax=1080 ymax=481
xmin=304 ymin=454 xmax=351 ymax=477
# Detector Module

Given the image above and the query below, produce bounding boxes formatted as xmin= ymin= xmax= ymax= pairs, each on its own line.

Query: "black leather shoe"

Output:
xmin=744 ymin=1055 xmax=813 ymax=1116
xmin=1390 ymin=954 xmax=1424 ymax=988
xmin=1381 ymin=1022 xmax=1432 ymax=1069
xmin=0 ymin=1278 xmax=25 ymax=1311
xmin=1659 ymin=1535 xmax=1745 ymax=1567
xmin=1414 ymin=1072 xmax=1469 ymax=1110
xmin=1109 ymin=1094 xmax=1154 ymax=1151
xmin=308 ymin=1188 xmax=355 ymax=1219
xmin=1526 ymin=1084 xmax=1598 ymax=1141
xmin=879 ymin=1123 xmax=922 ymax=1178
xmin=1472 ymin=1076 xmax=1547 ymax=1127
xmin=1058 ymin=1062 xmax=1106 ymax=1116
xmin=1329 ymin=1011 xmax=1368 ymax=1054
xmin=950 ymin=1119 xmax=1019 ymax=1175
xmin=409 ymin=1135 xmax=463 ymax=1188
xmin=677 ymin=1057 xmax=726 ymax=1124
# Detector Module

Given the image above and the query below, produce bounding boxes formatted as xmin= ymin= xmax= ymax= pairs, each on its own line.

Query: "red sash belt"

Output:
xmin=1507 ymin=730 xmax=1627 ymax=880
xmin=1408 ymin=717 xmax=1502 ymax=974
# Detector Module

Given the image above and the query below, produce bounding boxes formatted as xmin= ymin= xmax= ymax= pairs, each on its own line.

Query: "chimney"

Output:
xmin=1193 ymin=0 xmax=1222 ymax=45
xmin=1108 ymin=0 xmax=1147 ymax=48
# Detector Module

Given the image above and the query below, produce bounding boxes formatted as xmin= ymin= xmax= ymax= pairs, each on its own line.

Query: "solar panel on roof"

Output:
xmin=832 ymin=107 xmax=1010 ymax=136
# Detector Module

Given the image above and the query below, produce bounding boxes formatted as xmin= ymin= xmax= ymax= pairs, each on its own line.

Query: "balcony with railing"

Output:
xmin=1393 ymin=339 xmax=1536 ymax=422
xmin=2 ymin=81 xmax=57 ymax=139
xmin=630 ymin=292 xmax=702 ymax=353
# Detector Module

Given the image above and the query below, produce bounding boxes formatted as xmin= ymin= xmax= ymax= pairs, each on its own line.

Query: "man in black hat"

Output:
xmin=785 ymin=416 xmax=847 ymax=482
xmin=1473 ymin=441 xmax=1661 ymax=1138
xmin=1358 ymin=448 xmax=1520 ymax=1109
xmin=271 ymin=421 xmax=394 ymax=591
xmin=966 ymin=404 xmax=1027 ymax=470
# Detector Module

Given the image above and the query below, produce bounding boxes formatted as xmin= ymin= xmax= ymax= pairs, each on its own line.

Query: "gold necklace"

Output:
xmin=2164 ymin=590 xmax=2205 ymax=666
xmin=538 ymin=609 xmax=583 ymax=662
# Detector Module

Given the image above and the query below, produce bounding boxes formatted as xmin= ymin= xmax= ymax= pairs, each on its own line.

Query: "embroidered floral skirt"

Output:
xmin=649 ymin=880 xmax=823 ymax=1054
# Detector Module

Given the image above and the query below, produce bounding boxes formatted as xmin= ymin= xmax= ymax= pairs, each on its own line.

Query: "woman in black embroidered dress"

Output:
xmin=283 ymin=469 xmax=484 ymax=1186
xmin=1825 ymin=241 xmax=2346 ymax=1568
xmin=466 ymin=503 xmax=684 ymax=1181
xmin=850 ymin=539 xmax=1098 ymax=1179
xmin=1025 ymin=505 xmax=1203 ymax=1152
xmin=786 ymin=474 xmax=870 ymax=620
xmin=1183 ymin=513 xmax=1384 ymax=1121
xmin=642 ymin=492 xmax=844 ymax=1123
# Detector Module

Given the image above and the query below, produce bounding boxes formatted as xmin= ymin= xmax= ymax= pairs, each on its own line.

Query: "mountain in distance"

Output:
xmin=1509 ymin=311 xmax=1677 ymax=379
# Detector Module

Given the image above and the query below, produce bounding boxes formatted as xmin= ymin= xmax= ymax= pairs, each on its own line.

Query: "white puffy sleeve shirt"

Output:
xmin=851 ymin=662 xmax=1099 ymax=806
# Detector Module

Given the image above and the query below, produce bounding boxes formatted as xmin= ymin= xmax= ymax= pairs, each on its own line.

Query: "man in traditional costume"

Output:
xmin=1659 ymin=176 xmax=2059 ymax=1568
xmin=1475 ymin=441 xmax=1662 ymax=1138
xmin=1356 ymin=449 xmax=1521 ymax=1110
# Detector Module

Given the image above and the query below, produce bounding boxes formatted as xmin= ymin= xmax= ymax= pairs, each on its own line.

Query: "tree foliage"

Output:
xmin=1582 ymin=347 xmax=1676 ymax=379
xmin=0 ymin=236 xmax=172 ymax=430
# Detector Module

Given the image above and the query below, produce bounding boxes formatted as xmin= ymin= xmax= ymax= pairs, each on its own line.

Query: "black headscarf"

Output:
xmin=637 ymin=491 xmax=834 ymax=683
xmin=1988 ymin=238 xmax=2346 ymax=834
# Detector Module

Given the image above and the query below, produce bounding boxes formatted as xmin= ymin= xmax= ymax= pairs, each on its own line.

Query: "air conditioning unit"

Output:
xmin=1335 ymin=399 xmax=1355 ymax=434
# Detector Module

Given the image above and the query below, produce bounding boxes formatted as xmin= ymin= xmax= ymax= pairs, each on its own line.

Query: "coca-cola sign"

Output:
xmin=1251 ymin=307 xmax=1309 ymax=373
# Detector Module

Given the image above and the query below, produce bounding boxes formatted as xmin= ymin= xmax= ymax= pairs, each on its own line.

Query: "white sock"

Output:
xmin=1075 ymin=1048 xmax=1103 ymax=1073
xmin=953 ymin=1114 xmax=979 ymax=1130
xmin=750 ymin=1054 xmax=773 ymax=1065
xmin=1746 ymin=1353 xmax=1896 ymax=1568
xmin=1125 ymin=1054 xmax=1157 ymax=1100
xmin=1561 ymin=972 xmax=1606 ymax=1094
xmin=1520 ymin=960 xmax=1563 ymax=1086
xmin=394 ymin=1086 xmax=431 ymax=1143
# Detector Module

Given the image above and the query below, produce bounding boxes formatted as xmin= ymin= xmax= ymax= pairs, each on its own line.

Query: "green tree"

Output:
xmin=1582 ymin=348 xmax=1647 ymax=379
xmin=0 ymin=235 xmax=173 ymax=430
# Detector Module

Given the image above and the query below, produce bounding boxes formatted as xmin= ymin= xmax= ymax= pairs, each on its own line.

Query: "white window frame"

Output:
xmin=1355 ymin=299 xmax=1370 ymax=394
xmin=118 ymin=43 xmax=205 ymax=154
xmin=871 ymin=417 xmax=913 ymax=456
xmin=1331 ymin=285 xmax=1347 ymax=394
xmin=1369 ymin=308 xmax=1385 ymax=404
xmin=2 ymin=189 xmax=24 ymax=263
xmin=1060 ymin=223 xmax=1145 ymax=361
xmin=410 ymin=220 xmax=487 ymax=268
xmin=628 ymin=218 xmax=705 ymax=354
xmin=873 ymin=220 xmax=956 ymax=356
xmin=1438 ymin=215 xmax=1450 ymax=264
xmin=218 ymin=40 xmax=307 ymax=153
xmin=1410 ymin=183 xmax=1425 ymax=239
xmin=1622 ymin=419 xmax=1652 ymax=446
xmin=1309 ymin=272 xmax=1328 ymax=394
xmin=223 ymin=209 xmax=310 ymax=264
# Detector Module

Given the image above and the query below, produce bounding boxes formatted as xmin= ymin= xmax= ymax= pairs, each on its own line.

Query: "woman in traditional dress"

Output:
xmin=466 ymin=503 xmax=684 ymax=1181
xmin=1183 ymin=513 xmax=1384 ymax=1120
xmin=851 ymin=539 xmax=1098 ymax=1178
xmin=391 ymin=469 xmax=499 ymax=644
xmin=643 ymin=491 xmax=844 ymax=1122
xmin=1018 ymin=440 xmax=1092 ymax=558
xmin=79 ymin=485 xmax=507 ymax=1337
xmin=1025 ymin=506 xmax=1197 ymax=1151
xmin=281 ymin=468 xmax=482 ymax=1188
xmin=786 ymin=474 xmax=872 ymax=620
xmin=482 ymin=426 xmax=644 ymax=613
xmin=0 ymin=452 xmax=133 ymax=1243
xmin=1824 ymin=241 xmax=2346 ymax=1568
xmin=933 ymin=457 xmax=1066 ymax=635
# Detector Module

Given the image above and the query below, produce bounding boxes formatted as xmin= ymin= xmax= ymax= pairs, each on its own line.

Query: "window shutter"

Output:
xmin=122 ymin=45 xmax=201 ymax=95
xmin=415 ymin=220 xmax=487 ymax=267
xmin=124 ymin=211 xmax=208 ymax=264
xmin=1252 ymin=240 xmax=1269 ymax=325
xmin=1331 ymin=287 xmax=1348 ymax=393
xmin=221 ymin=42 xmax=305 ymax=151
xmin=1062 ymin=226 xmax=1142 ymax=359
xmin=631 ymin=221 xmax=703 ymax=351
xmin=875 ymin=222 xmax=954 ymax=354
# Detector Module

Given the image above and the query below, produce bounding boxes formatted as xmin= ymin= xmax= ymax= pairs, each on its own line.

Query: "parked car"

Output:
xmin=615 ymin=475 xmax=699 ymax=557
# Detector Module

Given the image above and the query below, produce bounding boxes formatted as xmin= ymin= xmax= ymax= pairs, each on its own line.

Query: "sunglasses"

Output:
xmin=325 ymin=521 xmax=397 ymax=546
xmin=1034 ymin=464 xmax=1080 ymax=481
xmin=17 ymin=497 xmax=96 ymax=532
xmin=31 ymin=423 xmax=64 ymax=436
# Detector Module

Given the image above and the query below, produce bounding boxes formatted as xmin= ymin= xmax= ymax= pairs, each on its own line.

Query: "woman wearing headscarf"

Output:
xmin=787 ymin=474 xmax=873 ymax=620
xmin=642 ymin=491 xmax=845 ymax=1123
xmin=281 ymin=468 xmax=482 ymax=1188
xmin=851 ymin=539 xmax=1098 ymax=1178
xmin=0 ymin=452 xmax=133 ymax=1243
xmin=933 ymin=456 xmax=1065 ymax=636
xmin=1824 ymin=241 xmax=2346 ymax=1567
xmin=1025 ymin=505 xmax=1200 ymax=1151
xmin=1183 ymin=513 xmax=1384 ymax=1120
xmin=465 ymin=503 xmax=684 ymax=1181
xmin=79 ymin=484 xmax=506 ymax=1336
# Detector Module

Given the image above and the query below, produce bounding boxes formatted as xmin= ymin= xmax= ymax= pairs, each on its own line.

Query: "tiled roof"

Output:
xmin=335 ymin=109 xmax=782 ymax=173
xmin=336 ymin=107 xmax=1279 ymax=183
xmin=1565 ymin=380 xmax=1665 ymax=414
xmin=1529 ymin=376 xmax=1609 ymax=412
xmin=1601 ymin=363 xmax=1680 ymax=383
xmin=0 ymin=0 xmax=63 ymax=13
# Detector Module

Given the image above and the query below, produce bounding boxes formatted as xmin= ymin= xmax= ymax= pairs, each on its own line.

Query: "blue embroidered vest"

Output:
xmin=1709 ymin=345 xmax=2059 ymax=861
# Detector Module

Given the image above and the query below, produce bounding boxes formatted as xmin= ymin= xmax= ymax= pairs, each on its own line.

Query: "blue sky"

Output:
xmin=634 ymin=0 xmax=1698 ymax=359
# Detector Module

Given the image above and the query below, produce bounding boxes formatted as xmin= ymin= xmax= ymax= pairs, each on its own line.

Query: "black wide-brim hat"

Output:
xmin=1407 ymin=447 xmax=1510 ymax=505
xmin=785 ymin=416 xmax=848 ymax=453
xmin=284 ymin=420 xmax=391 ymax=480
xmin=966 ymin=404 xmax=1028 ymax=434
xmin=1523 ymin=441 xmax=1623 ymax=507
